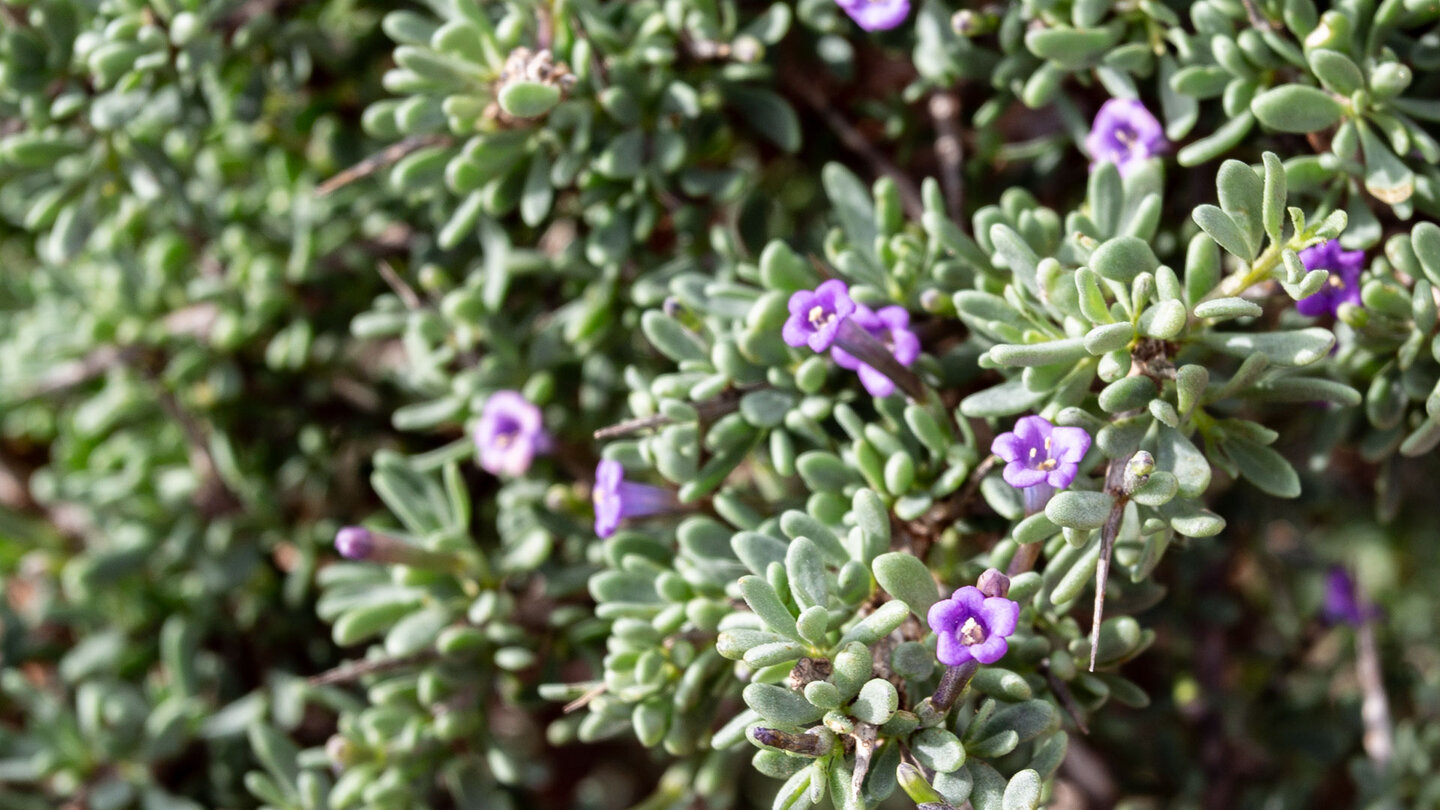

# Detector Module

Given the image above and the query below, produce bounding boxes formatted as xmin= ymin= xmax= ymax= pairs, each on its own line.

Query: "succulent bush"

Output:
xmin=3 ymin=0 xmax=1440 ymax=809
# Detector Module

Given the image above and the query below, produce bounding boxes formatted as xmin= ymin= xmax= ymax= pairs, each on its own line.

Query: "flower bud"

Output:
xmin=977 ymin=568 xmax=1011 ymax=598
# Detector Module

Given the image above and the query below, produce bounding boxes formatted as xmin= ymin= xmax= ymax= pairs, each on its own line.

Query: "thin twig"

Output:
xmin=1356 ymin=618 xmax=1394 ymax=769
xmin=592 ymin=387 xmax=753 ymax=440
xmin=377 ymin=260 xmax=424 ymax=310
xmin=780 ymin=73 xmax=924 ymax=221
xmin=150 ymin=382 xmax=242 ymax=514
xmin=309 ymin=652 xmax=437 ymax=686
xmin=929 ymin=92 xmax=965 ymax=223
xmin=1238 ymin=0 xmax=1274 ymax=29
xmin=317 ymin=135 xmax=452 ymax=197
xmin=1042 ymin=664 xmax=1090 ymax=735
xmin=1090 ymin=457 xmax=1133 ymax=672
xmin=22 ymin=346 xmax=142 ymax=399
xmin=564 ymin=682 xmax=608 ymax=714
xmin=593 ymin=413 xmax=675 ymax=441
xmin=953 ymin=455 xmax=998 ymax=516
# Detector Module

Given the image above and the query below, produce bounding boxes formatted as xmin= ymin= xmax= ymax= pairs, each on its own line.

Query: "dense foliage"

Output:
xmin=2 ymin=0 xmax=1439 ymax=808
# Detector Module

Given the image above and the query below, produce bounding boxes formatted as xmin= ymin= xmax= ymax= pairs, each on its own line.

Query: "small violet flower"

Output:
xmin=334 ymin=526 xmax=374 ymax=560
xmin=992 ymin=415 xmax=1091 ymax=490
xmin=1296 ymin=240 xmax=1365 ymax=318
xmin=1085 ymin=98 xmax=1166 ymax=176
xmin=928 ymin=586 xmax=1020 ymax=666
xmin=831 ymin=305 xmax=921 ymax=397
xmin=593 ymin=459 xmax=674 ymax=538
xmin=475 ymin=391 xmax=548 ymax=477
xmin=835 ymin=0 xmax=911 ymax=31
xmin=783 ymin=280 xmax=856 ymax=353
xmin=1323 ymin=567 xmax=1375 ymax=626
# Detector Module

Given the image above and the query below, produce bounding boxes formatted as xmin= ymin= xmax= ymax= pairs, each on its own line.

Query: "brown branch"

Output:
xmin=377 ymin=260 xmax=424 ymax=310
xmin=309 ymin=651 xmax=438 ymax=686
xmin=317 ymin=135 xmax=452 ymax=197
xmin=1089 ymin=457 xmax=1135 ymax=672
xmin=592 ymin=387 xmax=753 ymax=440
xmin=929 ymin=92 xmax=965 ymax=223
xmin=1042 ymin=664 xmax=1090 ymax=735
xmin=779 ymin=73 xmax=924 ymax=221
xmin=147 ymin=379 xmax=242 ymax=516
xmin=22 ymin=346 xmax=142 ymax=399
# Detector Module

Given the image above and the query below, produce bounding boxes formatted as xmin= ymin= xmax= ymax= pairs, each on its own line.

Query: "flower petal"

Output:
xmin=951 ymin=586 xmax=985 ymax=616
xmin=1046 ymin=463 xmax=1078 ymax=489
xmin=782 ymin=316 xmax=811 ymax=348
xmin=991 ymin=432 xmax=1026 ymax=463
xmin=970 ymin=635 xmax=1009 ymax=665
xmin=1003 ymin=462 xmax=1048 ymax=489
xmin=936 ymin=632 xmax=973 ymax=666
xmin=1013 ymin=415 xmax=1053 ymax=448
xmin=1295 ymin=288 xmax=1335 ymax=317
xmin=836 ymin=0 xmax=910 ymax=31
xmin=980 ymin=597 xmax=1020 ymax=637
xmin=857 ymin=364 xmax=896 ymax=397
xmin=831 ymin=346 xmax=861 ymax=370
xmin=1050 ymin=426 xmax=1092 ymax=463
xmin=928 ymin=597 xmax=964 ymax=634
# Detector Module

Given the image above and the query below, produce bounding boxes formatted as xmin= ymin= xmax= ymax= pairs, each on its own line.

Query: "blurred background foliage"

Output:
xmin=0 ymin=0 xmax=1438 ymax=809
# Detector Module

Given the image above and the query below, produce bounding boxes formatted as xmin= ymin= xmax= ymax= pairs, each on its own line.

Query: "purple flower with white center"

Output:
xmin=835 ymin=0 xmax=911 ymax=31
xmin=1085 ymin=99 xmax=1166 ymax=176
xmin=831 ymin=305 xmax=921 ymax=397
xmin=334 ymin=526 xmax=374 ymax=560
xmin=1296 ymin=240 xmax=1365 ymax=318
xmin=783 ymin=280 xmax=857 ymax=353
xmin=928 ymin=586 xmax=1020 ymax=666
xmin=992 ymin=415 xmax=1091 ymax=490
xmin=475 ymin=391 xmax=548 ymax=477
xmin=593 ymin=459 xmax=675 ymax=538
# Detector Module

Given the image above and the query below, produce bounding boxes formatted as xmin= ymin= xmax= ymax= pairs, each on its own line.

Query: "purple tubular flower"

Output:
xmin=334 ymin=526 xmax=375 ymax=560
xmin=991 ymin=415 xmax=1091 ymax=490
xmin=831 ymin=305 xmax=922 ymax=397
xmin=1323 ymin=567 xmax=1376 ymax=626
xmin=475 ymin=391 xmax=548 ymax=477
xmin=1296 ymin=240 xmax=1366 ymax=317
xmin=835 ymin=0 xmax=911 ymax=31
xmin=593 ymin=459 xmax=674 ymax=538
xmin=783 ymin=280 xmax=857 ymax=353
xmin=928 ymin=586 xmax=1020 ymax=666
xmin=1085 ymin=98 xmax=1166 ymax=176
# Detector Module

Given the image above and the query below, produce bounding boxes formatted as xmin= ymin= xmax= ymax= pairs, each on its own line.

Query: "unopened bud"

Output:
xmin=977 ymin=567 xmax=1010 ymax=598
xmin=325 ymin=735 xmax=357 ymax=770
xmin=898 ymin=763 xmax=949 ymax=806
xmin=333 ymin=526 xmax=461 ymax=570
xmin=334 ymin=526 xmax=374 ymax=560
xmin=1123 ymin=451 xmax=1155 ymax=494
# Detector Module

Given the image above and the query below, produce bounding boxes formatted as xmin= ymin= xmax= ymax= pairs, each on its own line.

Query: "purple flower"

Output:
xmin=1323 ymin=567 xmax=1376 ymax=626
xmin=831 ymin=305 xmax=921 ymax=397
xmin=1296 ymin=240 xmax=1365 ymax=318
xmin=836 ymin=0 xmax=911 ymax=31
xmin=475 ymin=391 xmax=548 ymax=477
xmin=1085 ymin=99 xmax=1166 ymax=176
xmin=783 ymin=280 xmax=857 ymax=353
xmin=928 ymin=586 xmax=1020 ymax=666
xmin=334 ymin=526 xmax=375 ymax=560
xmin=593 ymin=459 xmax=674 ymax=538
xmin=991 ymin=415 xmax=1091 ymax=490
